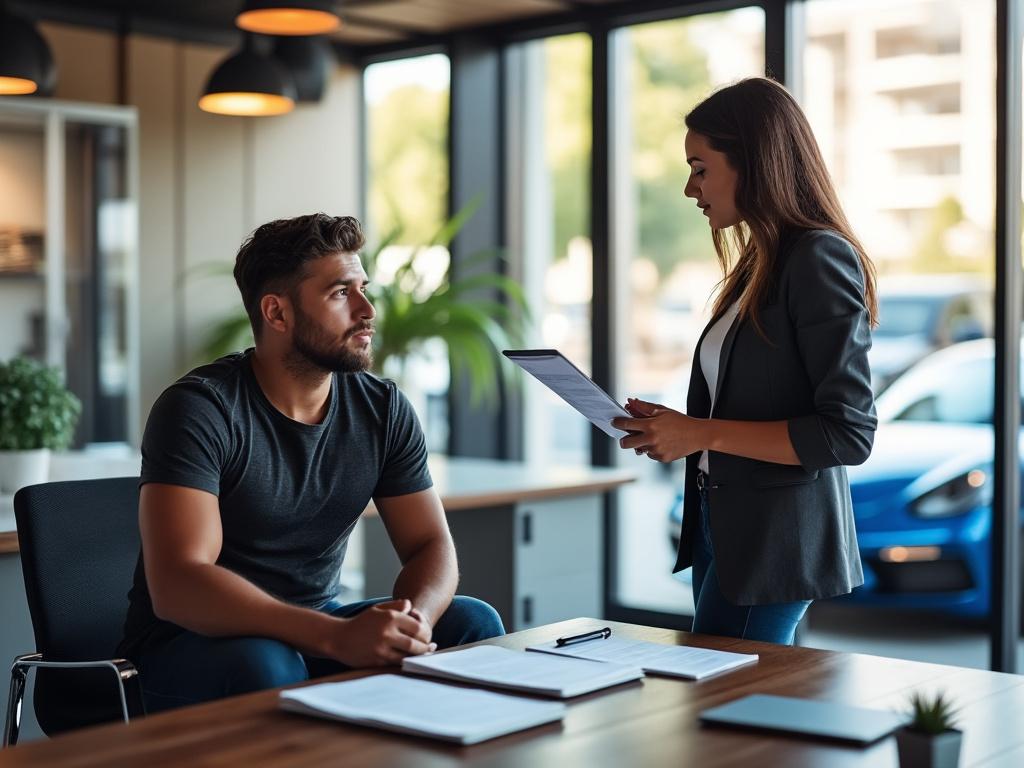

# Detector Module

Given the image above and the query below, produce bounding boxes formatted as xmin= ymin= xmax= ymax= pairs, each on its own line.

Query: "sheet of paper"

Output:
xmin=402 ymin=645 xmax=643 ymax=698
xmin=279 ymin=674 xmax=565 ymax=745
xmin=527 ymin=636 xmax=758 ymax=681
xmin=503 ymin=350 xmax=630 ymax=437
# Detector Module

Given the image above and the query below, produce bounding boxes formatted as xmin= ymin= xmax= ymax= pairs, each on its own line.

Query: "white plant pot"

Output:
xmin=0 ymin=449 xmax=51 ymax=494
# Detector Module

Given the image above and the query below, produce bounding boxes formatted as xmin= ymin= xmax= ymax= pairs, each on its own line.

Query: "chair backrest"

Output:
xmin=13 ymin=477 xmax=140 ymax=661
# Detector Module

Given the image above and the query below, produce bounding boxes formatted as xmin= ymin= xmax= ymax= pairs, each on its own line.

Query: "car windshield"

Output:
xmin=875 ymin=296 xmax=938 ymax=338
xmin=878 ymin=343 xmax=1024 ymax=425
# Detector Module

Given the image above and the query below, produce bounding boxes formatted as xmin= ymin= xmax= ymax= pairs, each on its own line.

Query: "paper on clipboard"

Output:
xmin=503 ymin=349 xmax=629 ymax=438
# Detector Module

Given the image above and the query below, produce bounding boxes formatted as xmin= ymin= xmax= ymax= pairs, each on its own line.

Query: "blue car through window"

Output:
xmin=667 ymin=337 xmax=1019 ymax=621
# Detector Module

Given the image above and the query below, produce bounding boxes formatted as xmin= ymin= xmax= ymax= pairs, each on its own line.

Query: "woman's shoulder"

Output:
xmin=780 ymin=227 xmax=859 ymax=275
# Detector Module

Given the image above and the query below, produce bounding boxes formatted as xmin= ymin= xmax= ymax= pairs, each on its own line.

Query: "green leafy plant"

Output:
xmin=194 ymin=200 xmax=529 ymax=407
xmin=0 ymin=357 xmax=81 ymax=450
xmin=905 ymin=691 xmax=959 ymax=735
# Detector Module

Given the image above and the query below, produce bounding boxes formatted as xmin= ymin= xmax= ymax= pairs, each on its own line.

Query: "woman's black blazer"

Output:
xmin=673 ymin=228 xmax=876 ymax=605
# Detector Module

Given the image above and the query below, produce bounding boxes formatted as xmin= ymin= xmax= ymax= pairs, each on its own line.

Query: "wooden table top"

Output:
xmin=2 ymin=618 xmax=1022 ymax=767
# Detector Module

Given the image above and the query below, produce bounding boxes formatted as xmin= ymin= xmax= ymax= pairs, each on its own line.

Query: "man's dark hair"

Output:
xmin=233 ymin=213 xmax=366 ymax=338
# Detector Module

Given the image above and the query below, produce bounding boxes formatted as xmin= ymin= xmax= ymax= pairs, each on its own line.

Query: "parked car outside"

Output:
xmin=667 ymin=337 xmax=1020 ymax=620
xmin=870 ymin=275 xmax=991 ymax=393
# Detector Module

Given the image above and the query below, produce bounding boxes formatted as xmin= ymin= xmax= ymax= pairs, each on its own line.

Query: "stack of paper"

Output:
xmin=527 ymin=636 xmax=758 ymax=680
xmin=402 ymin=645 xmax=644 ymax=698
xmin=279 ymin=674 xmax=565 ymax=745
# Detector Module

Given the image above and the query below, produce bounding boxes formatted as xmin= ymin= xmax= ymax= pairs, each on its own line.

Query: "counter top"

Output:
xmin=0 ymin=453 xmax=635 ymax=554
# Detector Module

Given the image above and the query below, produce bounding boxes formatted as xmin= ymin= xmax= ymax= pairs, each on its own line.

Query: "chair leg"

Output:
xmin=120 ymin=667 xmax=145 ymax=720
xmin=3 ymin=663 xmax=30 ymax=748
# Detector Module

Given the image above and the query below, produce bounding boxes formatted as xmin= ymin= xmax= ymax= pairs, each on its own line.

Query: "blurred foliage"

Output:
xmin=367 ymin=81 xmax=449 ymax=246
xmin=0 ymin=357 xmax=81 ymax=451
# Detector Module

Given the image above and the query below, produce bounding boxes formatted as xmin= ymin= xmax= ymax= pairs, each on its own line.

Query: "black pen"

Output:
xmin=555 ymin=627 xmax=612 ymax=647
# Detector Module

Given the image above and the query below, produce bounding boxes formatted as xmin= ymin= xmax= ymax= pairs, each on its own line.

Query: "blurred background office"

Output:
xmin=0 ymin=0 xmax=1021 ymax=720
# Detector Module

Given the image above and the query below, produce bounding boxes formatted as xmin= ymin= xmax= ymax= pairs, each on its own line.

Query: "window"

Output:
xmin=363 ymin=54 xmax=451 ymax=452
xmin=506 ymin=34 xmax=592 ymax=468
xmin=609 ymin=8 xmax=765 ymax=617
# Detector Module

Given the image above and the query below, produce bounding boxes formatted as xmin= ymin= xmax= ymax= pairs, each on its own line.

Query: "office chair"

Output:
xmin=4 ymin=477 xmax=145 ymax=747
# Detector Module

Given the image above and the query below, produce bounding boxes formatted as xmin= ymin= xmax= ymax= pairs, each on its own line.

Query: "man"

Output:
xmin=118 ymin=213 xmax=504 ymax=712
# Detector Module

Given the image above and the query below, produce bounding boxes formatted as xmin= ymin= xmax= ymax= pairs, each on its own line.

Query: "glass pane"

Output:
xmin=64 ymin=122 xmax=134 ymax=446
xmin=507 ymin=33 xmax=593 ymax=468
xmin=798 ymin=0 xmax=998 ymax=668
xmin=364 ymin=54 xmax=451 ymax=453
xmin=611 ymin=9 xmax=765 ymax=616
xmin=0 ymin=115 xmax=46 ymax=365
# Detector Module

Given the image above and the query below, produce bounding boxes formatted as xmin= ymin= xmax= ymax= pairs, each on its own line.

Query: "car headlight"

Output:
xmin=910 ymin=469 xmax=991 ymax=518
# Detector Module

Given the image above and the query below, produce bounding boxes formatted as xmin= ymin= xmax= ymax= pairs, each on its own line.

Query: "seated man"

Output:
xmin=118 ymin=213 xmax=504 ymax=712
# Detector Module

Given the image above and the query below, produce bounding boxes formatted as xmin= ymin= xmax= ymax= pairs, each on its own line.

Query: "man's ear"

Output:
xmin=260 ymin=293 xmax=290 ymax=335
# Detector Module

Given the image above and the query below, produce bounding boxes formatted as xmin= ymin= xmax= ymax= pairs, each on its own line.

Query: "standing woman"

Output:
xmin=612 ymin=77 xmax=878 ymax=645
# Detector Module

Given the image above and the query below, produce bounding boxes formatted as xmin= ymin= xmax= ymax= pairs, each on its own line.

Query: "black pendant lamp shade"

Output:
xmin=236 ymin=1 xmax=341 ymax=36
xmin=271 ymin=35 xmax=331 ymax=102
xmin=198 ymin=42 xmax=297 ymax=116
xmin=0 ymin=9 xmax=56 ymax=96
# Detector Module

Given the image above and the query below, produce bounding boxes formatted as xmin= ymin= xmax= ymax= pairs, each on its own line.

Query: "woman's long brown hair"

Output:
xmin=685 ymin=77 xmax=878 ymax=332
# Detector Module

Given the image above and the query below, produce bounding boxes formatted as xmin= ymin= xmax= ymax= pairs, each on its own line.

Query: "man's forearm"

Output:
xmin=391 ymin=537 xmax=458 ymax=626
xmin=149 ymin=562 xmax=332 ymax=656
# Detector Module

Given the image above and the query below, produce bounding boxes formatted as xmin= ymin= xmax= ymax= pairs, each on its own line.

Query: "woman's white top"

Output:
xmin=698 ymin=301 xmax=741 ymax=474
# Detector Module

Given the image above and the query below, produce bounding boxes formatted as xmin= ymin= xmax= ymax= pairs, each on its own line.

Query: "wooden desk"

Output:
xmin=2 ymin=618 xmax=1022 ymax=767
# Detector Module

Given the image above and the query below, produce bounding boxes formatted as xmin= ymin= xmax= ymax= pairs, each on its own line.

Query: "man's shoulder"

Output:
xmin=154 ymin=352 xmax=250 ymax=419
xmin=338 ymin=370 xmax=400 ymax=403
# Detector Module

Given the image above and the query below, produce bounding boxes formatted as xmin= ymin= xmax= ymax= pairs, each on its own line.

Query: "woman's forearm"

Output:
xmin=704 ymin=418 xmax=801 ymax=465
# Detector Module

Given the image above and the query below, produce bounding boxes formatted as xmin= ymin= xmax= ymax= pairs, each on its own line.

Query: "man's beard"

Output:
xmin=290 ymin=304 xmax=373 ymax=375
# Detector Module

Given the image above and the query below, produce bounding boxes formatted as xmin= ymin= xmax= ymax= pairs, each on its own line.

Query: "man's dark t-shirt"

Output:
xmin=118 ymin=350 xmax=432 ymax=659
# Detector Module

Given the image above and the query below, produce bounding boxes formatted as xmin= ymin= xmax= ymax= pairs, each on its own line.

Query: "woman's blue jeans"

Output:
xmin=136 ymin=595 xmax=504 ymax=713
xmin=691 ymin=485 xmax=811 ymax=645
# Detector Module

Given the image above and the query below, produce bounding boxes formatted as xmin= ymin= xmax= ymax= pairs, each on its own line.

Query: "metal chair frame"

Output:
xmin=4 ymin=652 xmax=144 ymax=747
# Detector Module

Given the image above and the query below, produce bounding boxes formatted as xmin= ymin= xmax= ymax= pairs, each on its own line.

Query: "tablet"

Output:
xmin=502 ymin=349 xmax=629 ymax=438
xmin=699 ymin=694 xmax=907 ymax=745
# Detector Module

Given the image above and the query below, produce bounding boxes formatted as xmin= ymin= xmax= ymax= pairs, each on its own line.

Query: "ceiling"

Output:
xmin=13 ymin=0 xmax=629 ymax=50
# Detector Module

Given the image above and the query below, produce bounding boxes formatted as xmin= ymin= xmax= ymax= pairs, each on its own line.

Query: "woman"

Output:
xmin=611 ymin=77 xmax=877 ymax=645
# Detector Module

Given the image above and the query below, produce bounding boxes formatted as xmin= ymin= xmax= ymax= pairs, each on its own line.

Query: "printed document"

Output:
xmin=279 ymin=674 xmax=565 ymax=745
xmin=502 ymin=350 xmax=630 ymax=437
xmin=527 ymin=636 xmax=758 ymax=680
xmin=402 ymin=645 xmax=643 ymax=698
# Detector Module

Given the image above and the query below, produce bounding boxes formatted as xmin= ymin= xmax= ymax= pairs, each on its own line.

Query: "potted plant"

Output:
xmin=194 ymin=200 xmax=529 ymax=408
xmin=895 ymin=691 xmax=962 ymax=768
xmin=0 ymin=357 xmax=81 ymax=494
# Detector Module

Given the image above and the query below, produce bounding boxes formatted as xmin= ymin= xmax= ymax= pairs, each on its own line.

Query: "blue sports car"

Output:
xmin=668 ymin=337 xmax=1021 ymax=618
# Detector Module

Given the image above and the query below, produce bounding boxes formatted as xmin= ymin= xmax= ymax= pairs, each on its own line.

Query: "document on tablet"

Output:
xmin=502 ymin=349 xmax=629 ymax=438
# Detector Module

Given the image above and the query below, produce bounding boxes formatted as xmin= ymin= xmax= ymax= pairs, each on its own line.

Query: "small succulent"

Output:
xmin=906 ymin=691 xmax=959 ymax=735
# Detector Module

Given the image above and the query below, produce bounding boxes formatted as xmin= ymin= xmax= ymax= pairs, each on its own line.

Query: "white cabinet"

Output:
xmin=363 ymin=492 xmax=604 ymax=632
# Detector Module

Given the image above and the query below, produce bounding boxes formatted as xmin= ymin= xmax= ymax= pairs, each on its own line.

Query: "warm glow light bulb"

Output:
xmin=198 ymin=92 xmax=295 ymax=116
xmin=0 ymin=76 xmax=38 ymax=95
xmin=236 ymin=8 xmax=341 ymax=35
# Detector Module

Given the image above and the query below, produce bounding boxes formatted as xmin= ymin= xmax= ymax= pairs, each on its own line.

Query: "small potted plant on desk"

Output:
xmin=0 ymin=357 xmax=81 ymax=494
xmin=896 ymin=691 xmax=962 ymax=768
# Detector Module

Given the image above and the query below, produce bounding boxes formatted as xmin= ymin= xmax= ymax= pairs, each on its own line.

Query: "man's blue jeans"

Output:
xmin=136 ymin=595 xmax=505 ymax=713
xmin=691 ymin=486 xmax=811 ymax=645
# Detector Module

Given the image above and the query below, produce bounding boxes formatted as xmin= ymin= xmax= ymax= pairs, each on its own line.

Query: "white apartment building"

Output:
xmin=800 ymin=0 xmax=994 ymax=266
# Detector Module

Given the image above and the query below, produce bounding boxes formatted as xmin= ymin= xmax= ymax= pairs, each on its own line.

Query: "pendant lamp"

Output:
xmin=271 ymin=35 xmax=331 ymax=102
xmin=0 ymin=8 xmax=56 ymax=96
xmin=236 ymin=1 xmax=341 ymax=36
xmin=198 ymin=37 xmax=297 ymax=116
